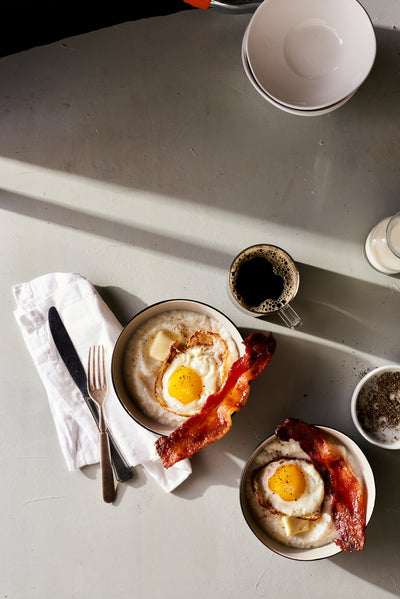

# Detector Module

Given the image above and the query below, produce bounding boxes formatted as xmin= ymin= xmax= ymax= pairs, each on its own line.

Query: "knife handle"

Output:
xmin=85 ymin=395 xmax=133 ymax=483
xmin=107 ymin=428 xmax=133 ymax=483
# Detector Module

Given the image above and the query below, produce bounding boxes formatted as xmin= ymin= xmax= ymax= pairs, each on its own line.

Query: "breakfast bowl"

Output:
xmin=351 ymin=365 xmax=400 ymax=449
xmin=245 ymin=0 xmax=376 ymax=110
xmin=240 ymin=425 xmax=375 ymax=560
xmin=242 ymin=25 xmax=356 ymax=116
xmin=111 ymin=299 xmax=244 ymax=436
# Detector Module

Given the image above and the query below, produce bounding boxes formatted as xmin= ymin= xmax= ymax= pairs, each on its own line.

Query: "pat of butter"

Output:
xmin=282 ymin=516 xmax=313 ymax=537
xmin=149 ymin=330 xmax=179 ymax=361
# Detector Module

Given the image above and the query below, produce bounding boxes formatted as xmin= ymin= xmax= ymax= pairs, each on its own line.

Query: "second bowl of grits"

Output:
xmin=240 ymin=425 xmax=375 ymax=560
xmin=111 ymin=299 xmax=244 ymax=435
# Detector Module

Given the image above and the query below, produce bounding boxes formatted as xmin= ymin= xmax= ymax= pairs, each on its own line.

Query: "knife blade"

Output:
xmin=48 ymin=306 xmax=133 ymax=482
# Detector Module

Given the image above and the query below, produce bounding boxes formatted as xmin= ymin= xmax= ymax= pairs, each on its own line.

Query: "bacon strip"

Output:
xmin=156 ymin=332 xmax=276 ymax=468
xmin=275 ymin=418 xmax=366 ymax=551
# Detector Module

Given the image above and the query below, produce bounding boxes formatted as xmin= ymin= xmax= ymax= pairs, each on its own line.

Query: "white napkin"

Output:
xmin=13 ymin=272 xmax=192 ymax=492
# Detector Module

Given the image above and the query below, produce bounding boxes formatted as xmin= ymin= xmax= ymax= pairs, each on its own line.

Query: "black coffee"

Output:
xmin=235 ymin=257 xmax=284 ymax=306
xmin=229 ymin=245 xmax=299 ymax=314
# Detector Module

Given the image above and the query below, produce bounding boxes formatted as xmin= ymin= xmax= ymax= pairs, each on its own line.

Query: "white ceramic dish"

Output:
xmin=111 ymin=299 xmax=244 ymax=436
xmin=240 ymin=426 xmax=375 ymax=560
xmin=246 ymin=0 xmax=376 ymax=110
xmin=351 ymin=365 xmax=400 ymax=449
xmin=242 ymin=25 xmax=356 ymax=116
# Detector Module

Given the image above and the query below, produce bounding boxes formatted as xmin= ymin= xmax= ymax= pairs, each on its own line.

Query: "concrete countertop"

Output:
xmin=1 ymin=3 xmax=399 ymax=598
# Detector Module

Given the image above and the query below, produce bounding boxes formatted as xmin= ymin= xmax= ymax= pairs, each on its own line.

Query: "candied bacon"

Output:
xmin=275 ymin=418 xmax=366 ymax=551
xmin=155 ymin=332 xmax=276 ymax=469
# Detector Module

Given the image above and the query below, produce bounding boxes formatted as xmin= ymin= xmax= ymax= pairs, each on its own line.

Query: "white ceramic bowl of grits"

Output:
xmin=111 ymin=299 xmax=244 ymax=436
xmin=240 ymin=426 xmax=375 ymax=560
xmin=246 ymin=0 xmax=376 ymax=110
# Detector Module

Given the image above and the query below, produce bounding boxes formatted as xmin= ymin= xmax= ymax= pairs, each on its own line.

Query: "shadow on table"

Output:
xmin=100 ymin=259 xmax=399 ymax=363
xmin=1 ymin=20 xmax=399 ymax=242
xmin=0 ymin=2 xmax=192 ymax=57
xmin=96 ymin=285 xmax=147 ymax=326
xmin=277 ymin=261 xmax=400 ymax=363
xmin=1 ymin=191 xmax=233 ymax=271
xmin=3 ymin=194 xmax=400 ymax=364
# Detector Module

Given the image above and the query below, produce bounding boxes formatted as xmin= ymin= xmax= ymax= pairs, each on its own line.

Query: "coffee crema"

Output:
xmin=229 ymin=245 xmax=299 ymax=314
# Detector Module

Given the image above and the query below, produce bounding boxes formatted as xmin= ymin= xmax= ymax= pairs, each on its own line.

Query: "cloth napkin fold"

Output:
xmin=13 ymin=272 xmax=192 ymax=492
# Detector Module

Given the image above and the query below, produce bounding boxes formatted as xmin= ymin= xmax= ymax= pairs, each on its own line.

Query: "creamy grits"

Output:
xmin=122 ymin=309 xmax=240 ymax=428
xmin=244 ymin=437 xmax=363 ymax=549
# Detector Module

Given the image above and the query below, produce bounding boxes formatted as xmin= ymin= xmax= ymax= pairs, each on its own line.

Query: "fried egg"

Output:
xmin=252 ymin=458 xmax=324 ymax=519
xmin=154 ymin=330 xmax=229 ymax=417
xmin=249 ymin=438 xmax=337 ymax=548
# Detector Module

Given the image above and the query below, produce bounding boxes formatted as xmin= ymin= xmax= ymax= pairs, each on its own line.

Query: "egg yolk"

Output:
xmin=167 ymin=366 xmax=203 ymax=405
xmin=268 ymin=463 xmax=306 ymax=501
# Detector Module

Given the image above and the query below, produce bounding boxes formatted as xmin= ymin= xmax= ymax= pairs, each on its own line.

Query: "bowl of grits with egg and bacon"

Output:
xmin=240 ymin=419 xmax=375 ymax=560
xmin=113 ymin=300 xmax=277 ymax=467
xmin=112 ymin=300 xmax=247 ymax=436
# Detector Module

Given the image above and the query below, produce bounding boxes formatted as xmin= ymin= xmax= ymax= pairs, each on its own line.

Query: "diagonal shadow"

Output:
xmin=4 ymin=191 xmax=400 ymax=364
xmin=1 ymin=17 xmax=399 ymax=242
xmin=279 ymin=262 xmax=400 ymax=363
xmin=0 ymin=191 xmax=232 ymax=270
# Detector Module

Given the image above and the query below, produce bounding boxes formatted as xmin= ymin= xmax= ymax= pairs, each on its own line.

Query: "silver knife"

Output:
xmin=48 ymin=306 xmax=133 ymax=482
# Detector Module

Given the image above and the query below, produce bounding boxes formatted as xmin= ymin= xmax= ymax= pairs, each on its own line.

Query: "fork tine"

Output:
xmin=87 ymin=345 xmax=106 ymax=390
xmin=100 ymin=345 xmax=106 ymax=389
xmin=92 ymin=345 xmax=96 ymax=388
xmin=95 ymin=345 xmax=99 ymax=388
xmin=88 ymin=346 xmax=92 ymax=389
xmin=95 ymin=345 xmax=100 ymax=388
xmin=97 ymin=345 xmax=100 ymax=387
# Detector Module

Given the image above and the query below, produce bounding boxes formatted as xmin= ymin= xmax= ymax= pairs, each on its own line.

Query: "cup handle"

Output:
xmin=278 ymin=304 xmax=302 ymax=329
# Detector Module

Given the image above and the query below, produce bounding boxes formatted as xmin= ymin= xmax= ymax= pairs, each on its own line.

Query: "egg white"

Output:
xmin=160 ymin=346 xmax=220 ymax=416
xmin=249 ymin=439 xmax=337 ymax=549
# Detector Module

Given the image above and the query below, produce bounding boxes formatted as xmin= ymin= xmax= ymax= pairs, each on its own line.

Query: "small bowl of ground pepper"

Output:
xmin=351 ymin=365 xmax=400 ymax=449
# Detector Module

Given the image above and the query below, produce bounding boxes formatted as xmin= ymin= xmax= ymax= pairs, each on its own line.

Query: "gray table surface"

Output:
xmin=1 ymin=3 xmax=400 ymax=598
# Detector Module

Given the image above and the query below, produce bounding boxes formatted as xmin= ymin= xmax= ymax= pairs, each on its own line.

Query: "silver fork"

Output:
xmin=88 ymin=345 xmax=115 ymax=503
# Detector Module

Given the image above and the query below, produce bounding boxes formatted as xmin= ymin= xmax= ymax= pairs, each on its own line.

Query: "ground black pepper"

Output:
xmin=356 ymin=371 xmax=400 ymax=442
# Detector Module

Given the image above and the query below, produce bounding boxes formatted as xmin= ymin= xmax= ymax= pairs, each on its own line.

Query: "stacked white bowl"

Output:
xmin=242 ymin=0 xmax=376 ymax=116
